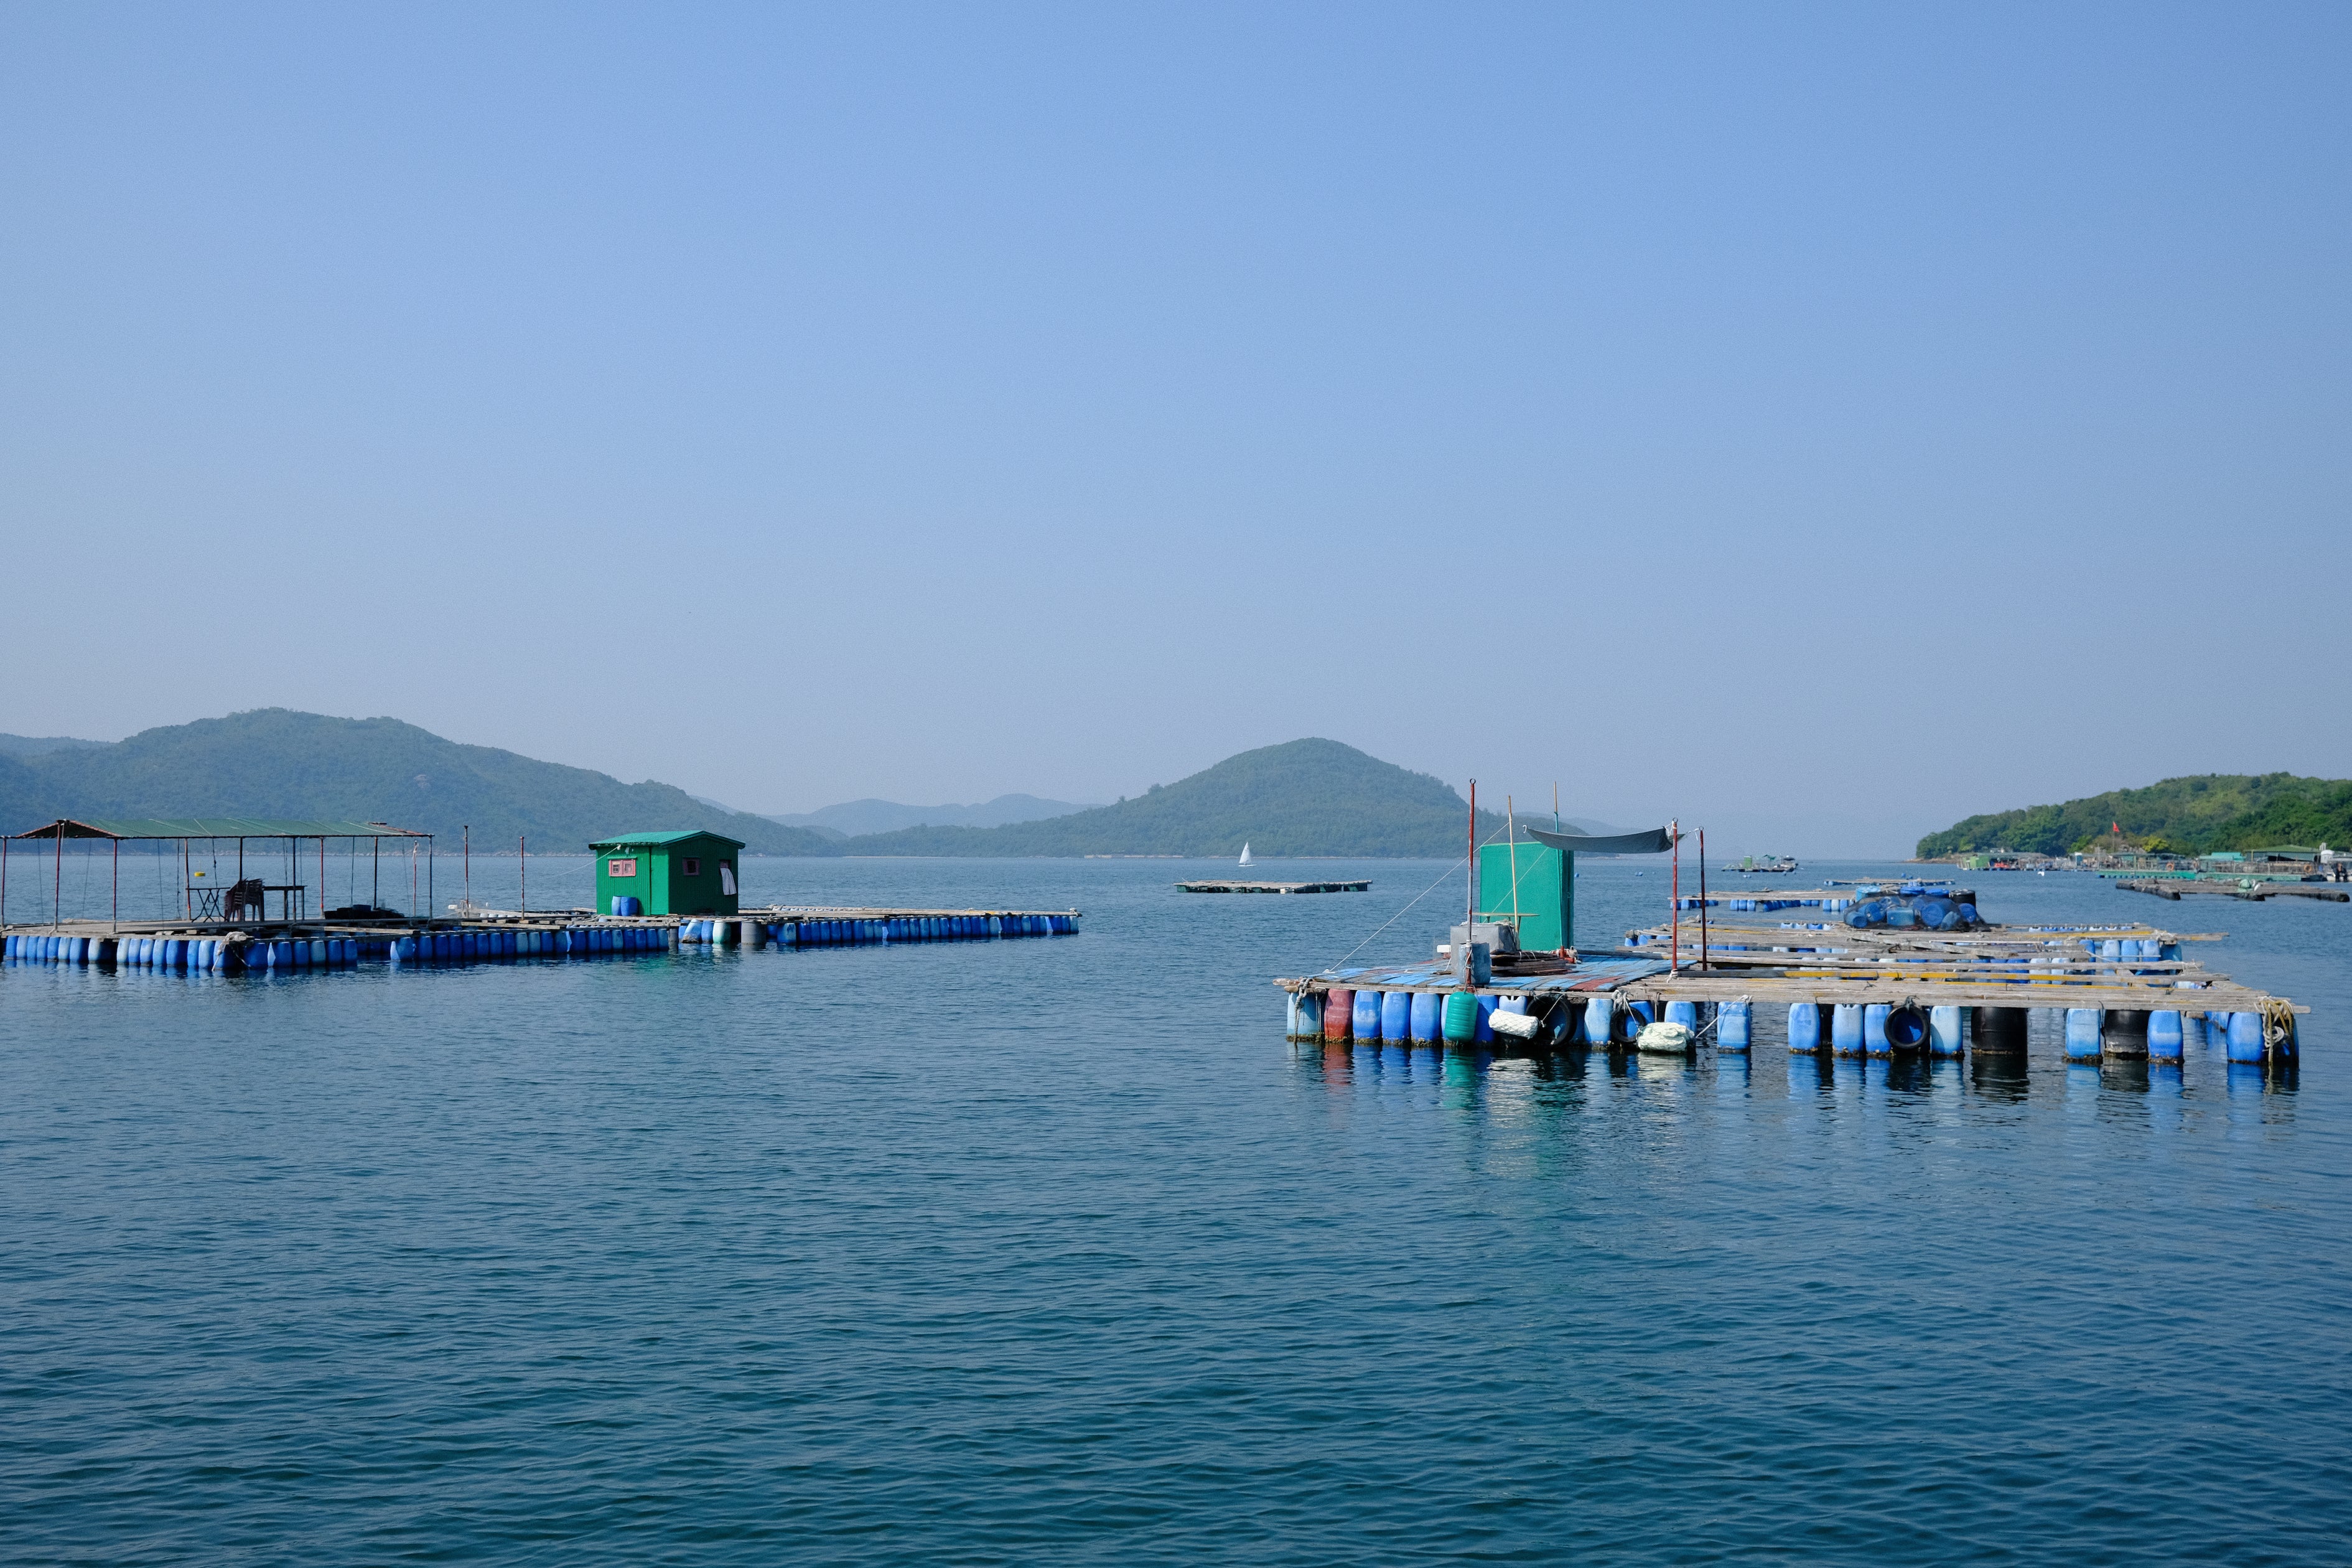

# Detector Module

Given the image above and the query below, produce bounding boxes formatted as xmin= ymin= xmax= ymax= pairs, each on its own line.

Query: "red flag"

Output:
xmin=2112 ymin=821 xmax=2122 ymax=835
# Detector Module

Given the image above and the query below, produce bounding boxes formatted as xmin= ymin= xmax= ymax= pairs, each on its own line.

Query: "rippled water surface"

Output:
xmin=4 ymin=856 xmax=2348 ymax=1564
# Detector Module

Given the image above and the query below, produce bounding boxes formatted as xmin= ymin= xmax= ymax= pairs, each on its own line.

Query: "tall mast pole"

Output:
xmin=1698 ymin=828 xmax=1709 ymax=971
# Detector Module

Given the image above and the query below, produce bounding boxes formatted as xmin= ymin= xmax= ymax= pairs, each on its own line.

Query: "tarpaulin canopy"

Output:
xmin=5 ymin=817 xmax=429 ymax=841
xmin=1521 ymin=824 xmax=1675 ymax=856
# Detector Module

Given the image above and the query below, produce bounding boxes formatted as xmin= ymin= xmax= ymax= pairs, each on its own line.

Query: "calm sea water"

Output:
xmin=3 ymin=856 xmax=2347 ymax=1564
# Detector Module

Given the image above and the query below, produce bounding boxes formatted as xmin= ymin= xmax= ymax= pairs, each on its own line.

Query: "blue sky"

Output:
xmin=3 ymin=3 xmax=2345 ymax=854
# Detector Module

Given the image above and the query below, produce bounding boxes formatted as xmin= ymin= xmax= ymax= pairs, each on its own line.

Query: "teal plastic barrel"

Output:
xmin=1442 ymin=990 xmax=1478 ymax=1042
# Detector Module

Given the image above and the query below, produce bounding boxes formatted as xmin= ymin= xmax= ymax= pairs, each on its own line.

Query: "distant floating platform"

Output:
xmin=1179 ymin=880 xmax=1370 ymax=895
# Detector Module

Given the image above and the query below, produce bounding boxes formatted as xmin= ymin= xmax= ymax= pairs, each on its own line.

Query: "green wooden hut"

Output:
xmin=590 ymin=829 xmax=744 ymax=916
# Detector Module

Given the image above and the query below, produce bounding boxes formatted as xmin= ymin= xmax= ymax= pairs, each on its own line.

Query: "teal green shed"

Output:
xmin=590 ymin=830 xmax=744 ymax=916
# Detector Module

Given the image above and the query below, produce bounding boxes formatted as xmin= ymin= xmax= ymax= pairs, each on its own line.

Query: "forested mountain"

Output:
xmin=0 ymin=711 xmax=834 ymax=854
xmin=841 ymin=739 xmax=1507 ymax=857
xmin=1916 ymin=773 xmax=2352 ymax=857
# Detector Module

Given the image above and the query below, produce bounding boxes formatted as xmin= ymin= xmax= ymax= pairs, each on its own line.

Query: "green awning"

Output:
xmin=5 ymin=816 xmax=430 ymax=841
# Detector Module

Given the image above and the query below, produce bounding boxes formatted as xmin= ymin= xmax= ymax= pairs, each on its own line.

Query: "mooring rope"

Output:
xmin=1321 ymin=823 xmax=1521 ymax=976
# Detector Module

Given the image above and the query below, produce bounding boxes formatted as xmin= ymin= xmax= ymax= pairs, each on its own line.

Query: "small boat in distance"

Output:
xmin=1238 ymin=843 xmax=1253 ymax=867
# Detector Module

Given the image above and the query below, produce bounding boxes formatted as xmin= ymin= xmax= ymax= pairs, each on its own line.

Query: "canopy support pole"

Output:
xmin=112 ymin=838 xmax=118 ymax=933
xmin=1670 ymin=820 xmax=1681 ymax=975
xmin=55 ymin=824 xmax=63 ymax=929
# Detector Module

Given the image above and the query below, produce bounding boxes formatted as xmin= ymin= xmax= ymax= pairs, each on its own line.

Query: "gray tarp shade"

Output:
xmin=1522 ymin=824 xmax=1674 ymax=856
xmin=4 ymin=816 xmax=429 ymax=841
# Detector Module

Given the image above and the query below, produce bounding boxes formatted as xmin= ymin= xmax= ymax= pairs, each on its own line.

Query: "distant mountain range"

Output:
xmin=0 ymin=713 xmax=1618 ymax=858
xmin=1917 ymin=773 xmax=2352 ymax=857
xmin=765 ymin=794 xmax=1096 ymax=839
xmin=0 ymin=711 xmax=834 ymax=855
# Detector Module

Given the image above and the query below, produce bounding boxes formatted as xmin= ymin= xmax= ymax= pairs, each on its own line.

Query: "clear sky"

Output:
xmin=4 ymin=4 xmax=2346 ymax=854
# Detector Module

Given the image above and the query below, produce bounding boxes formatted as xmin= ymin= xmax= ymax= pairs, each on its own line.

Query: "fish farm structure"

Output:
xmin=1276 ymin=809 xmax=2306 ymax=1071
xmin=1178 ymin=879 xmax=1371 ymax=895
xmin=0 ymin=817 xmax=1077 ymax=974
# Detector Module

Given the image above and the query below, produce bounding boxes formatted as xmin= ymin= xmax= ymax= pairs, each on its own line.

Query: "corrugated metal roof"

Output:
xmin=587 ymin=829 xmax=747 ymax=850
xmin=6 ymin=816 xmax=429 ymax=841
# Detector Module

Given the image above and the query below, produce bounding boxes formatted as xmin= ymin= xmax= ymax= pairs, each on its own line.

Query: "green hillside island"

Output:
xmin=842 ymin=738 xmax=1507 ymax=857
xmin=0 ymin=711 xmax=834 ymax=856
xmin=0 ymin=718 xmax=1551 ymax=859
xmin=1916 ymin=773 xmax=2352 ymax=859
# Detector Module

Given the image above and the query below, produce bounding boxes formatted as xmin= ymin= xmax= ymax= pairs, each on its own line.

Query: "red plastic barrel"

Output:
xmin=1323 ymin=988 xmax=1353 ymax=1041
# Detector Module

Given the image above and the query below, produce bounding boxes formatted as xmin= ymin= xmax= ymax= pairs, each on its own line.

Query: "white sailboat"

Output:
xmin=1238 ymin=842 xmax=1253 ymax=867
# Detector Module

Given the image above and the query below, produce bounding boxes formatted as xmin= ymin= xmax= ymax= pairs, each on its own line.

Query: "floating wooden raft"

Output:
xmin=1178 ymin=880 xmax=1370 ymax=895
xmin=2118 ymin=878 xmax=2350 ymax=903
xmin=1608 ymin=913 xmax=2303 ymax=1014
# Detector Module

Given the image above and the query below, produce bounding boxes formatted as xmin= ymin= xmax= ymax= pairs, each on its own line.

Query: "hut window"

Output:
xmin=683 ymin=857 xmax=701 ymax=876
xmin=608 ymin=857 xmax=637 ymax=878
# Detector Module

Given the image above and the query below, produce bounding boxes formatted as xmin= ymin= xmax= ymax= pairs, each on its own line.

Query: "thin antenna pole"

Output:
xmin=520 ymin=835 xmax=526 ymax=914
xmin=1698 ymin=828 xmax=1709 ymax=971
xmin=1670 ymin=819 xmax=1681 ymax=974
xmin=1508 ymin=795 xmax=1520 ymax=935
xmin=1553 ymin=781 xmax=1561 ymax=833
xmin=463 ymin=826 xmax=470 ymax=916
xmin=1466 ymin=780 xmax=1477 ymax=933
xmin=55 ymin=825 xmax=63 ymax=928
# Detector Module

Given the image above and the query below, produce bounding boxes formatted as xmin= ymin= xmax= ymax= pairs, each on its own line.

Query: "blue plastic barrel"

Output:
xmin=2065 ymin=1008 xmax=2102 ymax=1060
xmin=1351 ymin=989 xmax=1382 ymax=1040
xmin=1666 ymin=1001 xmax=1697 ymax=1030
xmin=1379 ymin=990 xmax=1411 ymax=1042
xmin=1831 ymin=1004 xmax=1864 ymax=1056
xmin=2148 ymin=1011 xmax=2184 ymax=1061
xmin=1584 ymin=996 xmax=1615 ymax=1045
xmin=1930 ymin=1006 xmax=1963 ymax=1057
xmin=2225 ymin=1012 xmax=2264 ymax=1063
xmin=1719 ymin=1001 xmax=1751 ymax=1052
xmin=1409 ymin=990 xmax=1441 ymax=1043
